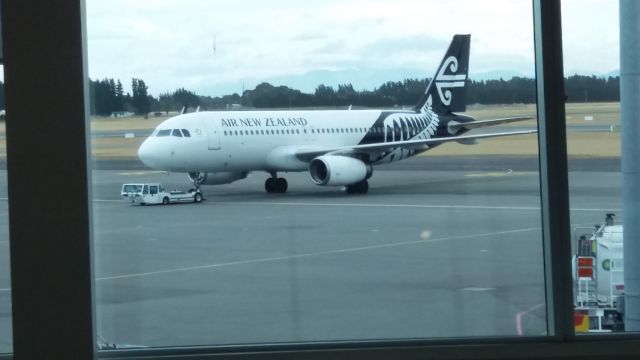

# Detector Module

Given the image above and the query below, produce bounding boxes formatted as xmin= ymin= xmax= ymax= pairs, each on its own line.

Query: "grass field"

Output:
xmin=0 ymin=102 xmax=622 ymax=160
xmin=466 ymin=102 xmax=620 ymax=125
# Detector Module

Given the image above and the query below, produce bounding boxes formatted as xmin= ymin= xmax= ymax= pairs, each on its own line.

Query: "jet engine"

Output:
xmin=187 ymin=171 xmax=248 ymax=185
xmin=308 ymin=156 xmax=371 ymax=186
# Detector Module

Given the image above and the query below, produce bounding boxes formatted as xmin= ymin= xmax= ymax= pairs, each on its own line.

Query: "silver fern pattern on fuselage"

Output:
xmin=356 ymin=102 xmax=442 ymax=164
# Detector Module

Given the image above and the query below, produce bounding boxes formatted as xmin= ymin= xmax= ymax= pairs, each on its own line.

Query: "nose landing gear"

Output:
xmin=188 ymin=172 xmax=207 ymax=194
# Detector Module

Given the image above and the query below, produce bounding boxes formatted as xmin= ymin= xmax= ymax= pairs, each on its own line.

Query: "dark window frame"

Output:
xmin=4 ymin=1 xmax=640 ymax=359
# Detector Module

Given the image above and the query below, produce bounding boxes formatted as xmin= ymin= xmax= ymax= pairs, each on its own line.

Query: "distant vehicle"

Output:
xmin=137 ymin=35 xmax=535 ymax=194
xmin=573 ymin=213 xmax=624 ymax=333
xmin=121 ymin=183 xmax=203 ymax=205
xmin=110 ymin=111 xmax=134 ymax=118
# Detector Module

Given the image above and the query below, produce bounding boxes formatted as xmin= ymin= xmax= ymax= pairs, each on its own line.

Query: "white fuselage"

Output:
xmin=138 ymin=108 xmax=438 ymax=174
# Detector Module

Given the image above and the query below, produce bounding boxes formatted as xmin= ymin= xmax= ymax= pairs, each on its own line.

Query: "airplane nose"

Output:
xmin=137 ymin=138 xmax=157 ymax=168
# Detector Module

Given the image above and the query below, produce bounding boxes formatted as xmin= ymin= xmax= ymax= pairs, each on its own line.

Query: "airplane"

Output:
xmin=137 ymin=34 xmax=536 ymax=195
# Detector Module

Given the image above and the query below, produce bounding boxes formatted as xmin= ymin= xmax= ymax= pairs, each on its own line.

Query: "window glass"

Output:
xmin=121 ymin=184 xmax=143 ymax=194
xmin=0 ymin=92 xmax=12 ymax=353
xmin=182 ymin=129 xmax=191 ymax=137
xmin=157 ymin=129 xmax=171 ymax=137
xmin=172 ymin=129 xmax=183 ymax=137
xmin=562 ymin=0 xmax=626 ymax=335
xmin=87 ymin=0 xmax=545 ymax=349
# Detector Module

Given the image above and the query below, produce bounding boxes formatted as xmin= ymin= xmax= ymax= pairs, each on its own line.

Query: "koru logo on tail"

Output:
xmin=435 ymin=56 xmax=466 ymax=106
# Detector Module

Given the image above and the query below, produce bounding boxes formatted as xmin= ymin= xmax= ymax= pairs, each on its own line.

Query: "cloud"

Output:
xmin=561 ymin=0 xmax=619 ymax=75
xmin=85 ymin=0 xmax=618 ymax=97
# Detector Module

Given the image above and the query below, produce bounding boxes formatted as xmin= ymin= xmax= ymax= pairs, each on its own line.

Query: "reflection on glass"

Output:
xmin=0 ymin=83 xmax=12 ymax=352
xmin=562 ymin=0 xmax=625 ymax=334
xmin=88 ymin=0 xmax=546 ymax=348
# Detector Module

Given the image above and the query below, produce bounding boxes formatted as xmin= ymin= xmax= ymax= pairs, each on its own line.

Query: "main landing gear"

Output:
xmin=265 ymin=172 xmax=288 ymax=193
xmin=345 ymin=180 xmax=369 ymax=194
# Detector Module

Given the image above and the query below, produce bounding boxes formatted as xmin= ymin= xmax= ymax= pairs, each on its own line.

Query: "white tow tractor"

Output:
xmin=121 ymin=183 xmax=203 ymax=205
xmin=573 ymin=213 xmax=625 ymax=333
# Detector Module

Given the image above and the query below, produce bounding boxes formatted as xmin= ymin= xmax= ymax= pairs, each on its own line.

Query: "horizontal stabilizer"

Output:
xmin=448 ymin=116 xmax=535 ymax=134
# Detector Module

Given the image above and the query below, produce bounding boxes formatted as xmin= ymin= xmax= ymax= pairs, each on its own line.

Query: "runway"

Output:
xmin=0 ymin=155 xmax=622 ymax=351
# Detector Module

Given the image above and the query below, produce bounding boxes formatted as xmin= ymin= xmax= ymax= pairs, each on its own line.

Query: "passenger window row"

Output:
xmin=220 ymin=115 xmax=431 ymax=137
xmin=154 ymin=116 xmax=431 ymax=139
xmin=223 ymin=127 xmax=373 ymax=136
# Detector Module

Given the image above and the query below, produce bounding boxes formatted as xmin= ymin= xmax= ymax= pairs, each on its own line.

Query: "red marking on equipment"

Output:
xmin=616 ymin=284 xmax=625 ymax=290
xmin=578 ymin=267 xmax=593 ymax=278
xmin=577 ymin=257 xmax=593 ymax=266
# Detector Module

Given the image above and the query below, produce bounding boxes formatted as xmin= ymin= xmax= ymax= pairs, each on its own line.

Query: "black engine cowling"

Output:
xmin=309 ymin=156 xmax=371 ymax=186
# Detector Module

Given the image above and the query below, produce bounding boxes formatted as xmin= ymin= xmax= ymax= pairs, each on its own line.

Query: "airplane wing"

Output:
xmin=447 ymin=116 xmax=535 ymax=133
xmin=294 ymin=129 xmax=537 ymax=162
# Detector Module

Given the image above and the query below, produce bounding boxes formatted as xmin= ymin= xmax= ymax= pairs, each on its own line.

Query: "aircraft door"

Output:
xmin=202 ymin=119 xmax=221 ymax=150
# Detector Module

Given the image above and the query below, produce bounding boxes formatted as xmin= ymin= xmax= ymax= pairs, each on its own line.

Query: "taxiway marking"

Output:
xmin=516 ymin=303 xmax=545 ymax=336
xmin=205 ymin=200 xmax=620 ymax=213
xmin=96 ymin=227 xmax=540 ymax=281
xmin=116 ymin=171 xmax=166 ymax=176
xmin=465 ymin=171 xmax=536 ymax=178
xmin=1 ymin=197 xmax=623 ymax=213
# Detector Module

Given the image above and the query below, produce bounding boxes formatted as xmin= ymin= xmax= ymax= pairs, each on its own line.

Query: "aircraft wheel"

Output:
xmin=275 ymin=178 xmax=288 ymax=193
xmin=346 ymin=180 xmax=368 ymax=194
xmin=358 ymin=180 xmax=369 ymax=194
xmin=265 ymin=178 xmax=276 ymax=193
xmin=194 ymin=192 xmax=203 ymax=203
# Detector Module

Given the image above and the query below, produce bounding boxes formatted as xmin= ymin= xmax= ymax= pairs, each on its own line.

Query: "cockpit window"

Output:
xmin=181 ymin=129 xmax=191 ymax=137
xmin=157 ymin=129 xmax=171 ymax=137
xmin=172 ymin=129 xmax=183 ymax=137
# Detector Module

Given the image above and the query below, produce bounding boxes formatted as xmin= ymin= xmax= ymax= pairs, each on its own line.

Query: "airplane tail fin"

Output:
xmin=416 ymin=34 xmax=470 ymax=115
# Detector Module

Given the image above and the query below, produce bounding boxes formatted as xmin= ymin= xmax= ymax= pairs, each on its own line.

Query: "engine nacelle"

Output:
xmin=309 ymin=156 xmax=370 ymax=186
xmin=188 ymin=171 xmax=248 ymax=185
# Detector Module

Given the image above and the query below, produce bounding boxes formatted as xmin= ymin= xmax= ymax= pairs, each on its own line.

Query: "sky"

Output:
xmin=85 ymin=0 xmax=620 ymax=97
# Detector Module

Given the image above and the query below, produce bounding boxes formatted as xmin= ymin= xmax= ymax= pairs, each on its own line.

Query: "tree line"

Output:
xmin=49 ymin=74 xmax=627 ymax=117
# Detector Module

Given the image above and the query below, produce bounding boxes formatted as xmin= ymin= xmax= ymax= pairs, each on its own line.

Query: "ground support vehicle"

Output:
xmin=121 ymin=183 xmax=203 ymax=205
xmin=573 ymin=213 xmax=624 ymax=333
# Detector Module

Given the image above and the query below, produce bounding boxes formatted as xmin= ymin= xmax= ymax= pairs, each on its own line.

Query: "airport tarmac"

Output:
xmin=0 ymin=155 xmax=622 ymax=352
